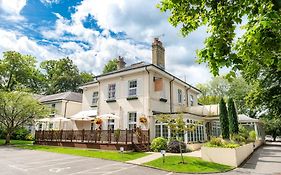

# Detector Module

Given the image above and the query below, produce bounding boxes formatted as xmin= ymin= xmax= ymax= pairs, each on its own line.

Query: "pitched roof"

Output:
xmin=83 ymin=63 xmax=201 ymax=92
xmin=38 ymin=91 xmax=82 ymax=103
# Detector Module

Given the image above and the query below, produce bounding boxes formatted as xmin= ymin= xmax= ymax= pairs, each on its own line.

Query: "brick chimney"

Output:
xmin=117 ymin=56 xmax=126 ymax=70
xmin=152 ymin=38 xmax=165 ymax=69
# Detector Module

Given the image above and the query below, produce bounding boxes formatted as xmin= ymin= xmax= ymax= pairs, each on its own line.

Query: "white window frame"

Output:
xmin=155 ymin=121 xmax=169 ymax=139
xmin=108 ymin=119 xmax=115 ymax=131
xmin=128 ymin=112 xmax=137 ymax=130
xmin=128 ymin=80 xmax=137 ymax=97
xmin=178 ymin=89 xmax=182 ymax=104
xmin=190 ymin=95 xmax=194 ymax=106
xmin=92 ymin=91 xmax=99 ymax=105
xmin=108 ymin=84 xmax=116 ymax=100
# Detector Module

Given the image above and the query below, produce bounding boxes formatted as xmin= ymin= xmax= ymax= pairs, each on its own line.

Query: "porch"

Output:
xmin=34 ymin=129 xmax=150 ymax=151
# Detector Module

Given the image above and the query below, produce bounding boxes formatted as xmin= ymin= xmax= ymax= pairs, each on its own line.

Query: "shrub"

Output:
xmin=167 ymin=140 xmax=188 ymax=153
xmin=12 ymin=127 xmax=30 ymax=140
xmin=238 ymin=125 xmax=250 ymax=140
xmin=25 ymin=133 xmax=34 ymax=141
xmin=249 ymin=130 xmax=256 ymax=141
xmin=231 ymin=134 xmax=246 ymax=145
xmin=114 ymin=129 xmax=121 ymax=143
xmin=205 ymin=137 xmax=240 ymax=148
xmin=150 ymin=137 xmax=167 ymax=152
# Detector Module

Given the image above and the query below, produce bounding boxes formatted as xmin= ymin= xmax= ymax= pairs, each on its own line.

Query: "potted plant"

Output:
xmin=94 ymin=118 xmax=102 ymax=125
xmin=139 ymin=115 xmax=147 ymax=124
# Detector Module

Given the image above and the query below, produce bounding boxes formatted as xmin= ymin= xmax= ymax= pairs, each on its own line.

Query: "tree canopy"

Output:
xmin=40 ymin=57 xmax=94 ymax=94
xmin=0 ymin=91 xmax=50 ymax=144
xmin=102 ymin=59 xmax=118 ymax=74
xmin=159 ymin=0 xmax=281 ymax=118
xmin=0 ymin=51 xmax=44 ymax=93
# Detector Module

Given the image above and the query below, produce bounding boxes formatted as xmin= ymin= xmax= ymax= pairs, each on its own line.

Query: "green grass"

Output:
xmin=0 ymin=139 xmax=33 ymax=145
xmin=16 ymin=144 xmax=148 ymax=162
xmin=144 ymin=156 xmax=233 ymax=173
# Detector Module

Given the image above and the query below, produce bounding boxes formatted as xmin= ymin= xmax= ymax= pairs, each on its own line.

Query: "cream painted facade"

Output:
xmin=81 ymin=64 xmax=204 ymax=142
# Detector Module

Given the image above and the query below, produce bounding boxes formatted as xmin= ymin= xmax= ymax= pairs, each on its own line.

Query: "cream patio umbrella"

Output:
xmin=50 ymin=117 xmax=71 ymax=130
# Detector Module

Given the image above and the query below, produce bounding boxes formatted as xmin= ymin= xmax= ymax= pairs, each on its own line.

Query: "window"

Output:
xmin=49 ymin=123 xmax=53 ymax=130
xmin=91 ymin=123 xmax=94 ymax=130
xmin=108 ymin=119 xmax=115 ymax=131
xmin=128 ymin=80 xmax=137 ymax=97
xmin=190 ymin=95 xmax=194 ymax=106
xmin=108 ymin=84 xmax=116 ymax=99
xmin=128 ymin=112 xmax=137 ymax=130
xmin=178 ymin=89 xmax=182 ymax=104
xmin=39 ymin=123 xmax=43 ymax=130
xmin=92 ymin=92 xmax=99 ymax=105
xmin=212 ymin=121 xmax=221 ymax=137
xmin=155 ymin=121 xmax=168 ymax=139
xmin=186 ymin=119 xmax=204 ymax=142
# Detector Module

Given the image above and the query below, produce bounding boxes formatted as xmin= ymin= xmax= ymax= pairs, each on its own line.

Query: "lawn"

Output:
xmin=144 ymin=156 xmax=233 ymax=173
xmin=16 ymin=144 xmax=148 ymax=162
xmin=0 ymin=139 xmax=33 ymax=145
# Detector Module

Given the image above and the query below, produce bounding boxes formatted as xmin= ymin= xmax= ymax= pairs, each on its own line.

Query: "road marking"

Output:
xmin=166 ymin=172 xmax=173 ymax=175
xmin=26 ymin=158 xmax=86 ymax=170
xmin=100 ymin=165 xmax=137 ymax=175
xmin=49 ymin=167 xmax=71 ymax=173
xmin=8 ymin=164 xmax=28 ymax=172
xmin=68 ymin=163 xmax=121 ymax=175
xmin=26 ymin=157 xmax=80 ymax=165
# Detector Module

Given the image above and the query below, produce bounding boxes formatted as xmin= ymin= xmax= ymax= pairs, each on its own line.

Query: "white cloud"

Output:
xmin=38 ymin=0 xmax=211 ymax=85
xmin=0 ymin=0 xmax=26 ymax=21
xmin=0 ymin=28 xmax=63 ymax=61
xmin=40 ymin=0 xmax=60 ymax=6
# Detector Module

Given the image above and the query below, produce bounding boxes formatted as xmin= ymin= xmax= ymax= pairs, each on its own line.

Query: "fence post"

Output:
xmin=94 ymin=129 xmax=97 ymax=143
xmin=70 ymin=129 xmax=73 ymax=142
xmin=60 ymin=129 xmax=63 ymax=141
xmin=148 ymin=129 xmax=150 ymax=143
xmin=125 ymin=129 xmax=128 ymax=145
xmin=82 ymin=129 xmax=85 ymax=142
xmin=109 ymin=129 xmax=112 ymax=143
xmin=51 ymin=130 xmax=53 ymax=141
xmin=42 ymin=130 xmax=45 ymax=141
xmin=131 ymin=129 xmax=133 ymax=144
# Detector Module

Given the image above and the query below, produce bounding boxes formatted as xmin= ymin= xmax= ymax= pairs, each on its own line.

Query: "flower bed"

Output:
xmin=201 ymin=143 xmax=254 ymax=167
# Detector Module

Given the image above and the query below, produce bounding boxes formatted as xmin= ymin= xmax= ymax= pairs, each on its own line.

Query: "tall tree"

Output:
xmin=219 ymin=98 xmax=229 ymax=139
xmin=102 ymin=59 xmax=118 ymax=74
xmin=0 ymin=51 xmax=44 ymax=93
xmin=228 ymin=98 xmax=239 ymax=134
xmin=41 ymin=58 xmax=94 ymax=94
xmin=158 ymin=0 xmax=281 ymax=118
xmin=0 ymin=91 xmax=50 ymax=144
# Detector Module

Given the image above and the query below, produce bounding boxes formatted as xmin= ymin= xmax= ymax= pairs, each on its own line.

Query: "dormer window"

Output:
xmin=108 ymin=84 xmax=116 ymax=100
xmin=128 ymin=80 xmax=137 ymax=97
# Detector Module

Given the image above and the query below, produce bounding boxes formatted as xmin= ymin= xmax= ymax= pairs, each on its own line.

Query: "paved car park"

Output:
xmin=0 ymin=146 xmax=170 ymax=175
xmin=1 ymin=143 xmax=281 ymax=175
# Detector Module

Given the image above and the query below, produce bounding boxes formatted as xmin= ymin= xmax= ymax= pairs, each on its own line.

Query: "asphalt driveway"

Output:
xmin=0 ymin=146 xmax=169 ymax=175
xmin=0 ymin=143 xmax=281 ymax=175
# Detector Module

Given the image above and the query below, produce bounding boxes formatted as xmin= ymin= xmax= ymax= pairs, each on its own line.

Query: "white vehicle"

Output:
xmin=275 ymin=136 xmax=281 ymax=142
xmin=265 ymin=135 xmax=274 ymax=142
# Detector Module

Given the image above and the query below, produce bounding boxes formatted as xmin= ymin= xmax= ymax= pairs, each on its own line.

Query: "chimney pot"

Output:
xmin=152 ymin=38 xmax=165 ymax=69
xmin=117 ymin=56 xmax=126 ymax=70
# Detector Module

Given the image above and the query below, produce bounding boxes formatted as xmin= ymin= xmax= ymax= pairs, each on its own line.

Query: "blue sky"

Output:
xmin=0 ymin=0 xmax=214 ymax=85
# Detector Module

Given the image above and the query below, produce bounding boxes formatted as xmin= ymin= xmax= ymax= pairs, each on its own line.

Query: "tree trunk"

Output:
xmin=5 ymin=133 xmax=11 ymax=145
xmin=179 ymin=142 xmax=185 ymax=164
